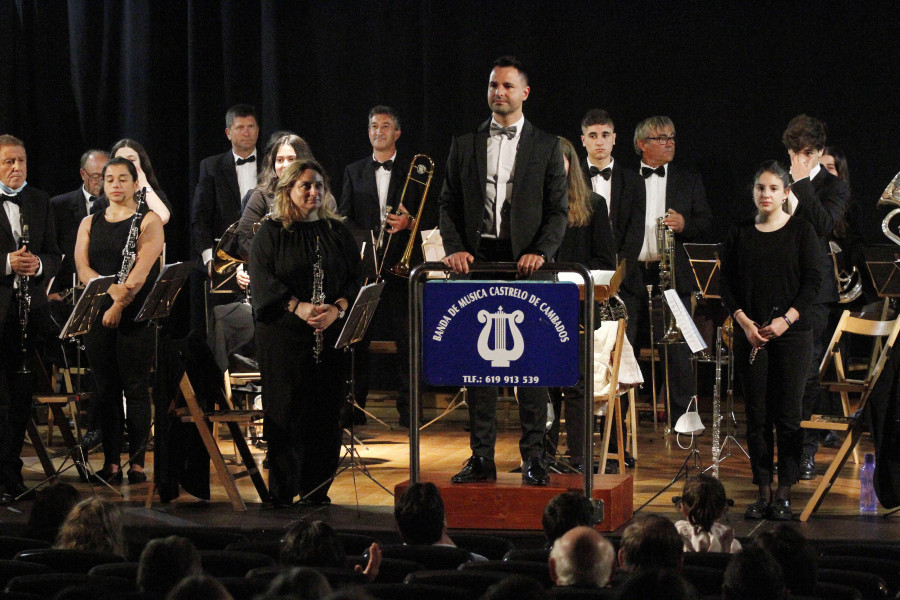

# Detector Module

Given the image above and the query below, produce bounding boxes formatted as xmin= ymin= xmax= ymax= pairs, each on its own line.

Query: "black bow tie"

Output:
xmin=373 ymin=159 xmax=393 ymax=171
xmin=235 ymin=155 xmax=256 ymax=166
xmin=589 ymin=166 xmax=612 ymax=181
xmin=2 ymin=194 xmax=21 ymax=206
xmin=490 ymin=123 xmax=517 ymax=140
xmin=641 ymin=165 xmax=666 ymax=178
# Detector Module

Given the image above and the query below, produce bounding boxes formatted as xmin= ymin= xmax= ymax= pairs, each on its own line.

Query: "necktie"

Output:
xmin=590 ymin=166 xmax=612 ymax=181
xmin=235 ymin=155 xmax=256 ymax=166
xmin=641 ymin=165 xmax=666 ymax=179
xmin=490 ymin=123 xmax=517 ymax=140
xmin=373 ymin=159 xmax=393 ymax=171
xmin=2 ymin=194 xmax=21 ymax=206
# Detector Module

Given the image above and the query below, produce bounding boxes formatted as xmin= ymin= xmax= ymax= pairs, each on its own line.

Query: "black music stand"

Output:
xmin=683 ymin=244 xmax=748 ymax=474
xmin=117 ymin=262 xmax=193 ymax=476
xmin=302 ymin=281 xmax=393 ymax=505
xmin=35 ymin=276 xmax=122 ymax=496
xmin=864 ymin=245 xmax=900 ymax=299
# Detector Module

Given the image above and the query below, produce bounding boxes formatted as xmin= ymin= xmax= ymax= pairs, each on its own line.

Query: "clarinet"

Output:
xmin=117 ymin=187 xmax=146 ymax=284
xmin=312 ymin=237 xmax=325 ymax=363
xmin=16 ymin=221 xmax=31 ymax=375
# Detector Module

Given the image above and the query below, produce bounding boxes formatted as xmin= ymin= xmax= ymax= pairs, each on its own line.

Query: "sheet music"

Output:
xmin=663 ymin=289 xmax=707 ymax=354
xmin=557 ymin=270 xmax=614 ymax=286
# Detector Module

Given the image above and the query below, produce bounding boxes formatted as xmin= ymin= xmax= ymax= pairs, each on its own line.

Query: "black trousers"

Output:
xmin=735 ymin=326 xmax=811 ymax=486
xmin=83 ymin=319 xmax=155 ymax=468
xmin=801 ymin=302 xmax=832 ymax=457
xmin=0 ymin=308 xmax=32 ymax=492
xmin=465 ymin=237 xmax=549 ymax=462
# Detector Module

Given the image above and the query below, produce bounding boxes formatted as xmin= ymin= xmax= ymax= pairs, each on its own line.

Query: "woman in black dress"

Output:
xmin=546 ymin=137 xmax=616 ymax=471
xmin=74 ymin=157 xmax=164 ymax=484
xmin=249 ymin=159 xmax=360 ymax=506
xmin=721 ymin=161 xmax=821 ymax=520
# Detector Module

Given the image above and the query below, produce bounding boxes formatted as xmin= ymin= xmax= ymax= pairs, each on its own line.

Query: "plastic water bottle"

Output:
xmin=860 ymin=453 xmax=877 ymax=513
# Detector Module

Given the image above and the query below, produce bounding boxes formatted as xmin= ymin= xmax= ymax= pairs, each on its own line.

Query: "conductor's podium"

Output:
xmin=394 ymin=472 xmax=632 ymax=532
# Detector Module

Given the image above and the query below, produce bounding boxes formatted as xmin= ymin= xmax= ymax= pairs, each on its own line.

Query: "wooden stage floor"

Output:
xmin=4 ymin=400 xmax=899 ymax=545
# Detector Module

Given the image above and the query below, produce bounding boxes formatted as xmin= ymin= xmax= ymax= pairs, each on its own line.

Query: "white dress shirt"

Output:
xmin=588 ymin=157 xmax=614 ymax=214
xmin=3 ymin=194 xmax=42 ymax=277
xmin=234 ymin=150 xmax=258 ymax=201
xmin=786 ymin=163 xmax=820 ymax=215
xmin=484 ymin=115 xmax=525 ymax=239
xmin=639 ymin=162 xmax=668 ymax=261
xmin=373 ymin=151 xmax=397 ymax=220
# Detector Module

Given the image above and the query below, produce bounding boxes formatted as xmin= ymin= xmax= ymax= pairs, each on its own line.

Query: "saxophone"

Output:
xmin=656 ymin=212 xmax=680 ymax=343
xmin=16 ymin=221 xmax=31 ymax=375
xmin=312 ymin=237 xmax=325 ymax=363
xmin=117 ymin=187 xmax=146 ymax=284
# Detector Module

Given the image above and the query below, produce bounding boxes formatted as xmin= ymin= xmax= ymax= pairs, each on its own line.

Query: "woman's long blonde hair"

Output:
xmin=272 ymin=159 xmax=340 ymax=228
xmin=559 ymin=137 xmax=593 ymax=228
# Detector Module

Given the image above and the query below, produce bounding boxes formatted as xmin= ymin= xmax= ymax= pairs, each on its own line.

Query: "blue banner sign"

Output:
xmin=423 ymin=281 xmax=580 ymax=387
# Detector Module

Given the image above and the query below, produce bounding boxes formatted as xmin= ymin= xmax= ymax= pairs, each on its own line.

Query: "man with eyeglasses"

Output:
xmin=48 ymin=149 xmax=109 ymax=453
xmin=633 ymin=116 xmax=711 ymax=421
xmin=49 ymin=149 xmax=109 ymax=301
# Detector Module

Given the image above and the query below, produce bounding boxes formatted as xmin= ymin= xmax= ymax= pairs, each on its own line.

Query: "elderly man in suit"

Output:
xmin=633 ymin=116 xmax=712 ymax=422
xmin=0 ymin=135 xmax=61 ymax=503
xmin=439 ymin=56 xmax=568 ymax=486
xmin=49 ymin=150 xmax=109 ymax=300
xmin=190 ymin=104 xmax=261 ymax=332
xmin=339 ymin=106 xmax=418 ymax=428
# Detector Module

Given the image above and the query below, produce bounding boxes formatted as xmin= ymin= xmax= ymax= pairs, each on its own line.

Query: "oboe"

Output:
xmin=16 ymin=222 xmax=31 ymax=375
xmin=311 ymin=237 xmax=325 ymax=363
xmin=117 ymin=187 xmax=146 ymax=284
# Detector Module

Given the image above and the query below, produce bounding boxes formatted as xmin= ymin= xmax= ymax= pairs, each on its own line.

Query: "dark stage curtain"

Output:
xmin=3 ymin=1 xmax=900 ymax=336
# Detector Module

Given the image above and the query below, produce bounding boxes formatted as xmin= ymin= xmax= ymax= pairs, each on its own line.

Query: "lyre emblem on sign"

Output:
xmin=477 ymin=306 xmax=525 ymax=367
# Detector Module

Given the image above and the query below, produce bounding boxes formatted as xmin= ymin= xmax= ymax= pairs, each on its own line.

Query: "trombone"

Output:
xmin=373 ymin=154 xmax=435 ymax=279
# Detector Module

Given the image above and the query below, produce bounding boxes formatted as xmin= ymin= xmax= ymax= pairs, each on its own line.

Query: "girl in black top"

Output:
xmin=249 ymin=159 xmax=360 ymax=506
xmin=721 ymin=161 xmax=821 ymax=520
xmin=75 ymin=157 xmax=164 ymax=484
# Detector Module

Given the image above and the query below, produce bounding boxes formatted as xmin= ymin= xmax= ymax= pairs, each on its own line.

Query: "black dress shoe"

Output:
xmin=127 ymin=469 xmax=148 ymax=484
xmin=451 ymin=455 xmax=497 ymax=483
xmin=90 ymin=466 xmax=123 ymax=485
xmin=768 ymin=498 xmax=793 ymax=521
xmin=10 ymin=483 xmax=35 ymax=502
xmin=799 ymin=454 xmax=816 ymax=480
xmin=522 ymin=457 xmax=550 ymax=486
xmin=744 ymin=498 xmax=769 ymax=520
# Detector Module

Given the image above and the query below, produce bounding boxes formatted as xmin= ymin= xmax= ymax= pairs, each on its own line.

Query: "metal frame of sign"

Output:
xmin=409 ymin=261 xmax=596 ymax=496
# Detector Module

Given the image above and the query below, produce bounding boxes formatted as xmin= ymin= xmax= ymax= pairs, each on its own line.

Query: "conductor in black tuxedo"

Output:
xmin=0 ymin=135 xmax=61 ymax=503
xmin=49 ymin=149 xmax=109 ymax=300
xmin=781 ymin=115 xmax=849 ymax=480
xmin=439 ymin=56 xmax=568 ymax=486
xmin=189 ymin=104 xmax=261 ymax=332
xmin=339 ymin=106 xmax=416 ymax=427
xmin=580 ymin=109 xmax=646 ymax=347
xmin=633 ymin=116 xmax=712 ymax=421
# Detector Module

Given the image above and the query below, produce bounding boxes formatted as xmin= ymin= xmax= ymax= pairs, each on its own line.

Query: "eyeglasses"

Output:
xmin=645 ymin=135 xmax=676 ymax=145
xmin=84 ymin=173 xmax=103 ymax=182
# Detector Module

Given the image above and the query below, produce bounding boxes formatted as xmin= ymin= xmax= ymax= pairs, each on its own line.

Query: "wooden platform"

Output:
xmin=395 ymin=472 xmax=633 ymax=532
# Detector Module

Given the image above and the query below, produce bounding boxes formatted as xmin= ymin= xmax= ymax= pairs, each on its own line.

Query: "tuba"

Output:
xmin=656 ymin=212 xmax=681 ymax=343
xmin=879 ymin=170 xmax=900 ymax=246
xmin=828 ymin=240 xmax=863 ymax=304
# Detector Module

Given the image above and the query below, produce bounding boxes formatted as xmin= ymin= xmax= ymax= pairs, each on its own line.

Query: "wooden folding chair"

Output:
xmin=800 ymin=311 xmax=900 ymax=521
xmin=147 ymin=372 xmax=269 ymax=511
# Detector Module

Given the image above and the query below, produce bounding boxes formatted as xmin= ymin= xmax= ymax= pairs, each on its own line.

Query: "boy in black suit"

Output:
xmin=782 ymin=114 xmax=848 ymax=479
xmin=339 ymin=106 xmax=416 ymax=427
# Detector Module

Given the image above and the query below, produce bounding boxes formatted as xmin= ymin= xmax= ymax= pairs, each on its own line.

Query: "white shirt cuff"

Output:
xmin=202 ymin=248 xmax=213 ymax=265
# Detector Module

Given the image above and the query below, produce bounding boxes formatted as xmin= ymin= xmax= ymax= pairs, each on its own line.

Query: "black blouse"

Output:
xmin=555 ymin=192 xmax=617 ymax=270
xmin=720 ymin=216 xmax=822 ymax=329
xmin=249 ymin=217 xmax=361 ymax=324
